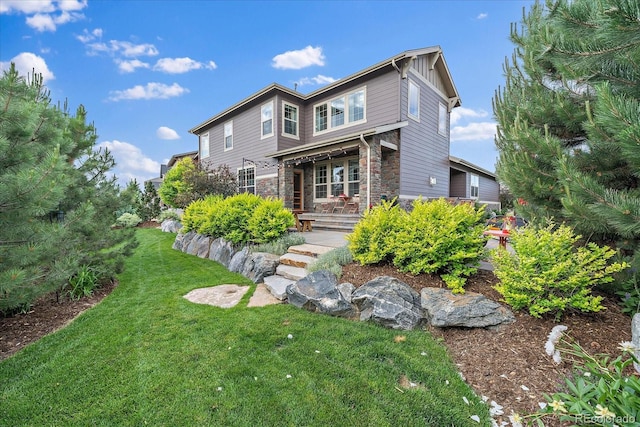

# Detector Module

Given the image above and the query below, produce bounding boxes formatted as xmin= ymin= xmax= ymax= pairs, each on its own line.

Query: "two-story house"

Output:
xmin=189 ymin=47 xmax=499 ymax=215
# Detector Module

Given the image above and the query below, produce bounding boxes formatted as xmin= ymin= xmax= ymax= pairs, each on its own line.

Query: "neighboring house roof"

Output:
xmin=189 ymin=46 xmax=460 ymax=135
xmin=449 ymin=155 xmax=496 ymax=178
xmin=167 ymin=150 xmax=198 ymax=168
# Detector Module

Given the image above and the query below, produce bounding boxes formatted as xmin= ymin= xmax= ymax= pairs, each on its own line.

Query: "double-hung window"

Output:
xmin=283 ymin=102 xmax=298 ymax=138
xmin=408 ymin=80 xmax=420 ymax=121
xmin=261 ymin=102 xmax=274 ymax=138
xmin=470 ymin=174 xmax=479 ymax=199
xmin=438 ymin=102 xmax=448 ymax=136
xmin=200 ymin=132 xmax=209 ymax=158
xmin=224 ymin=121 xmax=233 ymax=151
xmin=313 ymin=87 xmax=366 ymax=135
xmin=238 ymin=166 xmax=255 ymax=194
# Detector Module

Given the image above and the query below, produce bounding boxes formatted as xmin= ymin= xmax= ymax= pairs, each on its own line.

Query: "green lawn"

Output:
xmin=0 ymin=229 xmax=490 ymax=426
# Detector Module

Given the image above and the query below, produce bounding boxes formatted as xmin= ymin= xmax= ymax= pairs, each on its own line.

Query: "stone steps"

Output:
xmin=261 ymin=243 xmax=339 ymax=301
xmin=298 ymin=213 xmax=360 ymax=232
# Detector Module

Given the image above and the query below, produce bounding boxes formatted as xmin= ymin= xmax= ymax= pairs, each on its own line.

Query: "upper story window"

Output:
xmin=313 ymin=87 xmax=366 ymax=135
xmin=408 ymin=80 xmax=420 ymax=121
xmin=261 ymin=102 xmax=274 ymax=139
xmin=470 ymin=174 xmax=479 ymax=199
xmin=438 ymin=102 xmax=448 ymax=136
xmin=224 ymin=121 xmax=233 ymax=151
xmin=200 ymin=132 xmax=209 ymax=158
xmin=283 ymin=102 xmax=299 ymax=138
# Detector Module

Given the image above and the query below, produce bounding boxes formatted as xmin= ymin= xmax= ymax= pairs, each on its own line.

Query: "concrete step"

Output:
xmin=276 ymin=264 xmax=308 ymax=281
xmin=288 ymin=243 xmax=335 ymax=258
xmin=279 ymin=253 xmax=316 ymax=268
xmin=298 ymin=214 xmax=360 ymax=232
xmin=263 ymin=275 xmax=296 ymax=300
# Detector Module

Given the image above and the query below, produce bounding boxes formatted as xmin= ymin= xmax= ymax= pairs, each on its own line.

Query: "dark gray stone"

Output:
xmin=195 ymin=236 xmax=212 ymax=258
xmin=172 ymin=232 xmax=185 ymax=251
xmin=242 ymin=252 xmax=280 ymax=283
xmin=161 ymin=219 xmax=182 ymax=233
xmin=632 ymin=313 xmax=640 ymax=373
xmin=337 ymin=282 xmax=356 ymax=303
xmin=228 ymin=247 xmax=249 ymax=273
xmin=209 ymin=238 xmax=236 ymax=268
xmin=183 ymin=231 xmax=201 ymax=254
xmin=286 ymin=270 xmax=356 ymax=318
xmin=351 ymin=276 xmax=423 ymax=330
xmin=421 ymin=287 xmax=515 ymax=328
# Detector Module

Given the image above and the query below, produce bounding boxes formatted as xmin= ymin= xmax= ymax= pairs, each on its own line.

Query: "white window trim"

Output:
xmin=312 ymin=86 xmax=367 ymax=136
xmin=237 ymin=165 xmax=256 ymax=194
xmin=470 ymin=174 xmax=479 ymax=199
xmin=224 ymin=121 xmax=233 ymax=151
xmin=200 ymin=132 xmax=209 ymax=159
xmin=281 ymin=101 xmax=300 ymax=140
xmin=408 ymin=79 xmax=420 ymax=122
xmin=313 ymin=156 xmax=360 ymax=201
xmin=261 ymin=101 xmax=274 ymax=140
xmin=438 ymin=102 xmax=448 ymax=136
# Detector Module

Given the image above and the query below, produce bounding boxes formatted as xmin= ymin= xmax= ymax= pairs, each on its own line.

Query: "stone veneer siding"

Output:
xmin=256 ymin=175 xmax=278 ymax=198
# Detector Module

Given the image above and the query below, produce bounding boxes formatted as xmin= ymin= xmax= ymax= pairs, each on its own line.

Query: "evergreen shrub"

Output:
xmin=247 ymin=198 xmax=295 ymax=243
xmin=347 ymin=199 xmax=406 ymax=265
xmin=392 ymin=198 xmax=487 ymax=293
xmin=491 ymin=223 xmax=628 ymax=320
xmin=115 ymin=212 xmax=142 ymax=228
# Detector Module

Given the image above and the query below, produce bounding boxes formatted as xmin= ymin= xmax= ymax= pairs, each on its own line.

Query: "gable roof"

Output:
xmin=189 ymin=46 xmax=461 ymax=135
xmin=449 ymin=155 xmax=496 ymax=178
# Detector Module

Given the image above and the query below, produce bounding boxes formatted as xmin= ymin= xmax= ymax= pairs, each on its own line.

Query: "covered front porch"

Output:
xmin=267 ymin=127 xmax=402 ymax=218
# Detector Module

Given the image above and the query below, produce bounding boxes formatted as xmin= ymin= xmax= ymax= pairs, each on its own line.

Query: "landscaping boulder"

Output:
xmin=633 ymin=313 xmax=640 ymax=373
xmin=337 ymin=282 xmax=356 ymax=303
xmin=351 ymin=276 xmax=423 ymax=330
xmin=228 ymin=246 xmax=250 ymax=273
xmin=286 ymin=270 xmax=356 ymax=318
xmin=161 ymin=219 xmax=182 ymax=233
xmin=242 ymin=252 xmax=280 ymax=284
xmin=209 ymin=238 xmax=236 ymax=268
xmin=195 ymin=236 xmax=212 ymax=258
xmin=172 ymin=230 xmax=196 ymax=252
xmin=186 ymin=234 xmax=209 ymax=257
xmin=421 ymin=288 xmax=515 ymax=328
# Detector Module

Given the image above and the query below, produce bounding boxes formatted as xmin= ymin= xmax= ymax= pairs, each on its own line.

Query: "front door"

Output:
xmin=293 ymin=170 xmax=303 ymax=211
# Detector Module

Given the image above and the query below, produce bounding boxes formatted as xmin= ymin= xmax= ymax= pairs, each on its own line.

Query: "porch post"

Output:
xmin=279 ymin=162 xmax=294 ymax=209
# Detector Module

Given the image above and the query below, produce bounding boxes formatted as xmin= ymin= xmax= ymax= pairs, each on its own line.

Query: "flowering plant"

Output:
xmin=525 ymin=326 xmax=640 ymax=426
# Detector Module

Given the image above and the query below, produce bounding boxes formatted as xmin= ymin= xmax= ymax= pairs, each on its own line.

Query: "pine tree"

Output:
xmin=0 ymin=64 xmax=136 ymax=313
xmin=493 ymin=0 xmax=640 ymax=277
xmin=140 ymin=181 xmax=161 ymax=222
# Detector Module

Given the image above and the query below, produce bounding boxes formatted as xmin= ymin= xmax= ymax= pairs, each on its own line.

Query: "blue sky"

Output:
xmin=1 ymin=0 xmax=534 ymax=187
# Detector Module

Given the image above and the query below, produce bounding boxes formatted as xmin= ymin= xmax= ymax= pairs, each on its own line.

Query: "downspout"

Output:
xmin=359 ymin=133 xmax=371 ymax=211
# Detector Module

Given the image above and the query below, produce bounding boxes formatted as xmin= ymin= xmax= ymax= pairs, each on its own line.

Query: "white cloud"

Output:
xmin=153 ymin=57 xmax=217 ymax=74
xmin=0 ymin=0 xmax=55 ymax=14
xmin=450 ymin=107 xmax=489 ymax=125
xmin=296 ymin=74 xmax=337 ymax=87
xmin=156 ymin=126 xmax=179 ymax=140
xmin=97 ymin=140 xmax=161 ymax=186
xmin=108 ymin=82 xmax=189 ymax=101
xmin=110 ymin=40 xmax=158 ymax=57
xmin=450 ymin=122 xmax=497 ymax=142
xmin=272 ymin=45 xmax=325 ymax=70
xmin=117 ymin=59 xmax=150 ymax=73
xmin=3 ymin=0 xmax=87 ymax=32
xmin=477 ymin=13 xmax=488 ymax=20
xmin=0 ymin=52 xmax=55 ymax=83
xmin=76 ymin=27 xmax=102 ymax=43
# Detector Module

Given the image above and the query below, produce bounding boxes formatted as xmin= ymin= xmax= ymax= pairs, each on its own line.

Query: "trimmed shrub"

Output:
xmin=392 ymin=198 xmax=488 ymax=293
xmin=182 ymin=195 xmax=222 ymax=234
xmin=347 ymin=199 xmax=406 ymax=265
xmin=158 ymin=209 xmax=181 ymax=222
xmin=491 ymin=223 xmax=628 ymax=320
xmin=247 ymin=198 xmax=295 ymax=243
xmin=115 ymin=212 xmax=142 ymax=228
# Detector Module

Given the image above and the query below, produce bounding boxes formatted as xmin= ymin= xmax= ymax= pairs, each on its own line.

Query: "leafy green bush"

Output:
xmin=184 ymin=194 xmax=293 ymax=245
xmin=158 ymin=209 xmax=181 ymax=222
xmin=347 ymin=199 xmax=406 ymax=265
xmin=253 ymin=232 xmax=305 ymax=256
xmin=247 ymin=198 xmax=295 ymax=243
xmin=525 ymin=327 xmax=639 ymax=426
xmin=308 ymin=246 xmax=353 ymax=278
xmin=392 ymin=198 xmax=487 ymax=293
xmin=491 ymin=223 xmax=628 ymax=320
xmin=67 ymin=265 xmax=98 ymax=300
xmin=115 ymin=212 xmax=142 ymax=228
